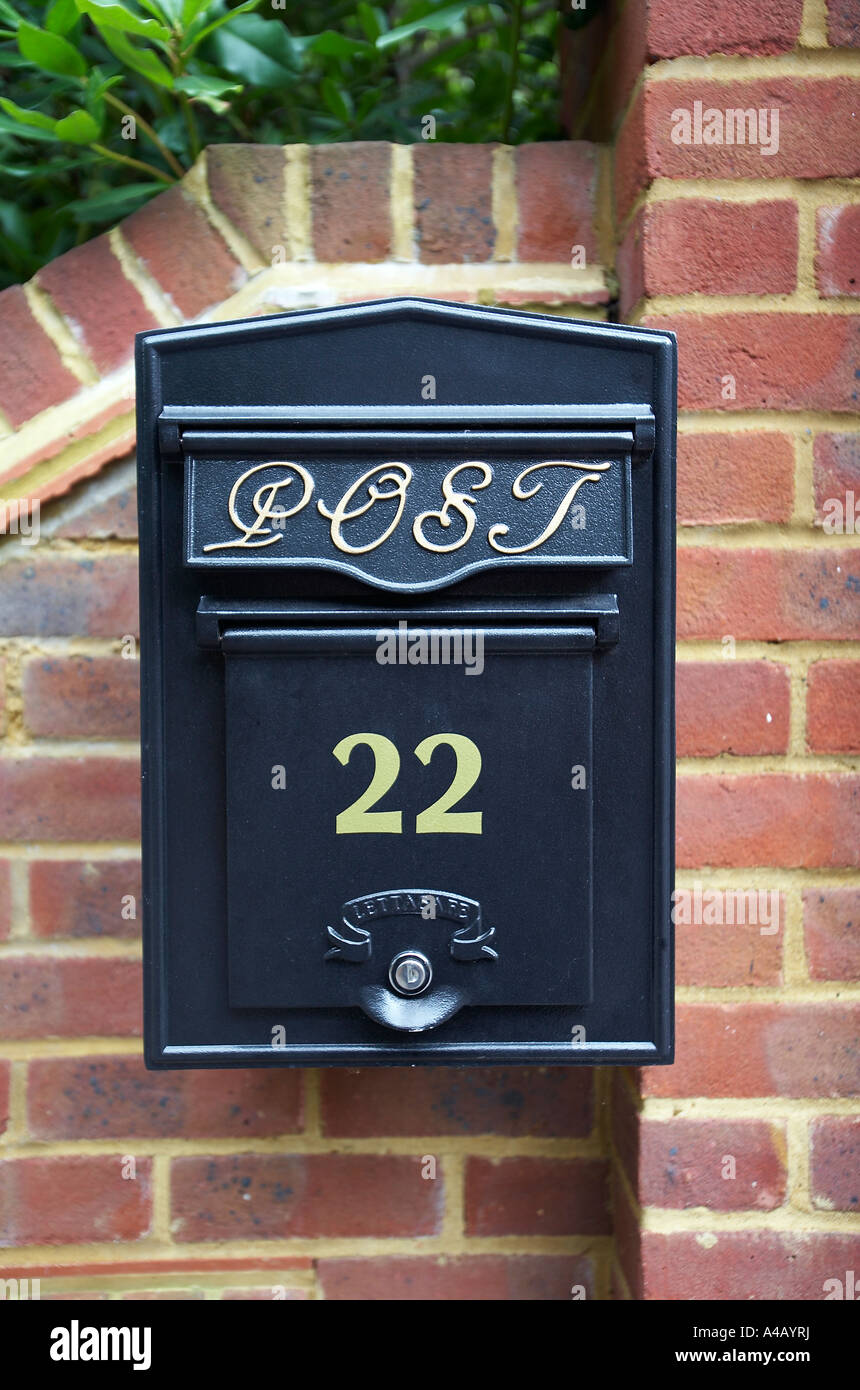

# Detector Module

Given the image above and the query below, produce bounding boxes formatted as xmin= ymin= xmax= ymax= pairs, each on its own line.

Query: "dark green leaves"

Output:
xmin=73 ymin=1 xmax=171 ymax=41
xmin=0 ymin=0 xmax=563 ymax=287
xmin=17 ymin=18 xmax=86 ymax=74
xmin=209 ymin=11 xmax=300 ymax=85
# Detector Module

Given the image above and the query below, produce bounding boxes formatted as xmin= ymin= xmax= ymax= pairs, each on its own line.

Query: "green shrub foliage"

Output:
xmin=0 ymin=0 xmax=567 ymax=285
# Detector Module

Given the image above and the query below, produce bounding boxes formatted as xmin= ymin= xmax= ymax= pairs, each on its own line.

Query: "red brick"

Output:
xmin=0 ymin=957 xmax=140 ymax=1039
xmin=0 ymin=556 xmax=138 ymax=638
xmin=0 ymin=1156 xmax=151 ymax=1245
xmin=646 ymin=0 xmax=803 ymax=56
xmin=122 ymin=186 xmax=245 ymax=319
xmin=804 ymin=887 xmax=860 ymax=981
xmin=320 ymin=1066 xmax=594 ymax=1138
xmin=814 ymin=432 xmax=860 ymax=526
xmin=515 ymin=142 xmax=599 ymax=262
xmin=610 ymin=1070 xmax=641 ymax=1184
xmin=807 ymin=660 xmax=860 ymax=752
xmin=22 ymin=656 xmax=140 ymax=739
xmin=311 ymin=143 xmax=392 ymax=262
xmin=0 ymin=758 xmax=140 ymax=841
xmin=43 ymin=455 xmax=138 ymax=540
xmin=645 ymin=313 xmax=859 ymax=412
xmin=637 ymin=200 xmax=797 ymax=300
xmin=641 ymin=1003 xmax=860 ymax=1098
xmin=6 ymin=413 xmax=134 ymax=513
xmin=639 ymin=1118 xmax=787 ymax=1209
xmin=413 ymin=144 xmax=495 ymax=263
xmin=611 ymin=1165 xmax=643 ymax=1299
xmin=30 ymin=859 xmax=141 ymax=939
xmin=676 ymin=912 xmax=784 ymax=988
xmin=816 ymin=205 xmax=860 ymax=297
xmin=617 ymin=206 xmax=646 ymax=315
xmin=0 ymin=1060 xmax=8 ymax=1136
xmin=0 ymin=859 xmax=11 ymax=940
xmin=319 ymin=1254 xmax=595 ymax=1301
xmin=828 ymin=0 xmax=860 ymax=48
xmin=0 ymin=285 xmax=79 ymax=429
xmin=560 ymin=7 xmax=619 ymax=140
xmin=171 ymin=1155 xmax=443 ymax=1241
xmin=677 ymin=661 xmax=790 ymax=756
xmin=810 ymin=1117 xmax=860 ymax=1210
xmin=36 ymin=236 xmax=159 ymax=374
xmin=608 ymin=0 xmax=647 ymax=131
xmin=615 ymin=88 xmax=649 ymax=224
xmin=464 ymin=1157 xmax=610 ymax=1236
xmin=677 ymin=774 xmax=860 ymax=868
xmin=576 ymin=1 xmax=648 ymax=143
xmin=617 ymin=79 xmax=860 ymax=218
xmin=28 ymin=1056 xmax=303 ymax=1140
xmin=206 ymin=144 xmax=286 ymax=262
xmin=678 ymin=549 xmax=860 ymax=641
xmin=54 ymin=487 xmax=138 ymax=540
xmin=641 ymin=1231 xmax=859 ymax=1300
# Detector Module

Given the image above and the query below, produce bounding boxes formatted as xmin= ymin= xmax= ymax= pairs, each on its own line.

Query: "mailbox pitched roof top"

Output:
xmin=138 ymin=297 xmax=675 ymax=414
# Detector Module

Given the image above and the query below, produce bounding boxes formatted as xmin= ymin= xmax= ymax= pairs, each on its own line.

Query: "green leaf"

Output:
xmin=175 ymin=72 xmax=241 ymax=111
xmin=17 ymin=18 xmax=87 ymax=75
xmin=54 ymin=108 xmax=101 ymax=142
xmin=306 ymin=30 xmax=373 ymax=59
xmin=209 ymin=13 xmax=299 ymax=86
xmin=375 ymin=2 xmax=470 ymax=51
xmin=0 ymin=122 xmax=60 ymax=145
xmin=356 ymin=3 xmax=386 ymax=41
xmin=45 ymin=0 xmax=81 ymax=35
xmin=87 ymin=68 xmax=124 ymax=99
xmin=64 ymin=180 xmax=161 ymax=218
xmin=355 ymin=86 xmax=383 ymax=122
xmin=0 ymin=197 xmax=29 ymax=238
xmin=74 ymin=0 xmax=170 ymax=40
xmin=0 ymin=1 xmax=21 ymax=28
xmin=0 ymin=97 xmax=58 ymax=132
xmin=321 ymin=76 xmax=352 ymax=124
xmin=145 ymin=0 xmax=182 ymax=20
xmin=174 ymin=73 xmax=240 ymax=98
xmin=152 ymin=110 xmax=187 ymax=155
xmin=184 ymin=0 xmax=259 ymax=49
xmin=0 ymin=49 xmax=73 ymax=68
xmin=133 ymin=0 xmax=182 ymax=21
xmin=99 ymin=24 xmax=175 ymax=84
xmin=180 ymin=0 xmax=211 ymax=25
xmin=0 ymin=152 xmax=92 ymax=173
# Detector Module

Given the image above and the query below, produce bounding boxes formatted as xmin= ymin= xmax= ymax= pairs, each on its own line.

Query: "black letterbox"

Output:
xmin=136 ymin=298 xmax=676 ymax=1067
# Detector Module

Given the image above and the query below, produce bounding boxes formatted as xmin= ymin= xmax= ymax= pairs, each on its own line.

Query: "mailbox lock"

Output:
xmin=389 ymin=951 xmax=432 ymax=997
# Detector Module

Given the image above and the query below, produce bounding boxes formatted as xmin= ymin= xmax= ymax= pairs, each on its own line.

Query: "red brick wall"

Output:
xmin=0 ymin=6 xmax=857 ymax=1299
xmin=593 ymin=0 xmax=860 ymax=1301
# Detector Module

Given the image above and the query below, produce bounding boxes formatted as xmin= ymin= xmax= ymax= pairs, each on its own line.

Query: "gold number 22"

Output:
xmin=333 ymin=732 xmax=482 ymax=835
